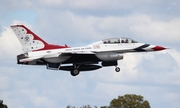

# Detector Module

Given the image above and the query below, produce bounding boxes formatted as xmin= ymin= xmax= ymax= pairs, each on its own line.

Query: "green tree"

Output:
xmin=0 ymin=100 xmax=8 ymax=108
xmin=101 ymin=94 xmax=150 ymax=108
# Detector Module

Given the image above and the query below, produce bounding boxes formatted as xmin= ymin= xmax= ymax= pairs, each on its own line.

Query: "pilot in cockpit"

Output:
xmin=125 ymin=39 xmax=128 ymax=43
xmin=103 ymin=41 xmax=107 ymax=44
xmin=121 ymin=40 xmax=124 ymax=43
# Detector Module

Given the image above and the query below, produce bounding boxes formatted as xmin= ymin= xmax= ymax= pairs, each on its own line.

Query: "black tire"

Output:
xmin=115 ymin=67 xmax=120 ymax=72
xmin=70 ymin=69 xmax=80 ymax=76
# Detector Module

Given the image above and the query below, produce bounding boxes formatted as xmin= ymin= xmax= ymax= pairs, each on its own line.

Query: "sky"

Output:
xmin=0 ymin=0 xmax=180 ymax=108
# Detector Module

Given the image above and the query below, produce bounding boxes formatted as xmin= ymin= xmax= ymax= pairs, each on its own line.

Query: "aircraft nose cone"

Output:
xmin=152 ymin=46 xmax=166 ymax=51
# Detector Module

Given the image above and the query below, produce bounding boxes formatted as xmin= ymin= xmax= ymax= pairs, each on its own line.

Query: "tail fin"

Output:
xmin=11 ymin=25 xmax=69 ymax=52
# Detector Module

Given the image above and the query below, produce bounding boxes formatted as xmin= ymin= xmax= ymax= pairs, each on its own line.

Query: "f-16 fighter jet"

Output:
xmin=11 ymin=25 xmax=166 ymax=76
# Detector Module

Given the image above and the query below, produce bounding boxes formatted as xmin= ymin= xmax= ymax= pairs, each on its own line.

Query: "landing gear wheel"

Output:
xmin=70 ymin=68 xmax=80 ymax=76
xmin=115 ymin=67 xmax=120 ymax=72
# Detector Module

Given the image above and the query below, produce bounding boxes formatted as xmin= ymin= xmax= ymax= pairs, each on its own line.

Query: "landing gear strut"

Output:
xmin=115 ymin=66 xmax=120 ymax=72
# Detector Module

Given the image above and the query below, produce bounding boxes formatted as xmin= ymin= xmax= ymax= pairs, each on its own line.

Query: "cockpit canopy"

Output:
xmin=102 ymin=38 xmax=138 ymax=44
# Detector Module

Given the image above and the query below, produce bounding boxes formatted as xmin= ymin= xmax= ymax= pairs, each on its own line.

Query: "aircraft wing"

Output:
xmin=60 ymin=52 xmax=99 ymax=64
xmin=18 ymin=51 xmax=96 ymax=64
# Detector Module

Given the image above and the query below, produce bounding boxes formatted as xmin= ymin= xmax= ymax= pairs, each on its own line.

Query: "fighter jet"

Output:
xmin=11 ymin=25 xmax=167 ymax=76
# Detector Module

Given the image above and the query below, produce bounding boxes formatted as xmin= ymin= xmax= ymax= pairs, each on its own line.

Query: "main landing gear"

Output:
xmin=70 ymin=63 xmax=120 ymax=76
xmin=70 ymin=64 xmax=81 ymax=76
xmin=70 ymin=68 xmax=80 ymax=76
xmin=115 ymin=66 xmax=120 ymax=72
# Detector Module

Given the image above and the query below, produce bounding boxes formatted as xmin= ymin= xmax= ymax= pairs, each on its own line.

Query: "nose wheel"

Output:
xmin=115 ymin=67 xmax=120 ymax=72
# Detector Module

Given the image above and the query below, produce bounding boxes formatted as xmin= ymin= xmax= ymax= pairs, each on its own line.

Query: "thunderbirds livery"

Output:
xmin=11 ymin=25 xmax=167 ymax=76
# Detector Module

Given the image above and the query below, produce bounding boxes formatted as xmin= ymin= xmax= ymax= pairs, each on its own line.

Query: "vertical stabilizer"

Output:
xmin=11 ymin=25 xmax=68 ymax=52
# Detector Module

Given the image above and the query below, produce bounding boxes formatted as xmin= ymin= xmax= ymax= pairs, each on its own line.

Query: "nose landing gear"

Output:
xmin=115 ymin=66 xmax=120 ymax=72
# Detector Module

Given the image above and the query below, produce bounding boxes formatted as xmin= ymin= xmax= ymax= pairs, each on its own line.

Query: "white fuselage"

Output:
xmin=25 ymin=41 xmax=155 ymax=63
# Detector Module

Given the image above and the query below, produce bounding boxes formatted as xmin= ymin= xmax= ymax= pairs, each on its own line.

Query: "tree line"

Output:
xmin=0 ymin=94 xmax=150 ymax=108
xmin=67 ymin=94 xmax=151 ymax=108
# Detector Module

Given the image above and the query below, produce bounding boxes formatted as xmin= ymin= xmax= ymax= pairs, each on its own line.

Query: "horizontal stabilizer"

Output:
xmin=19 ymin=56 xmax=43 ymax=62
